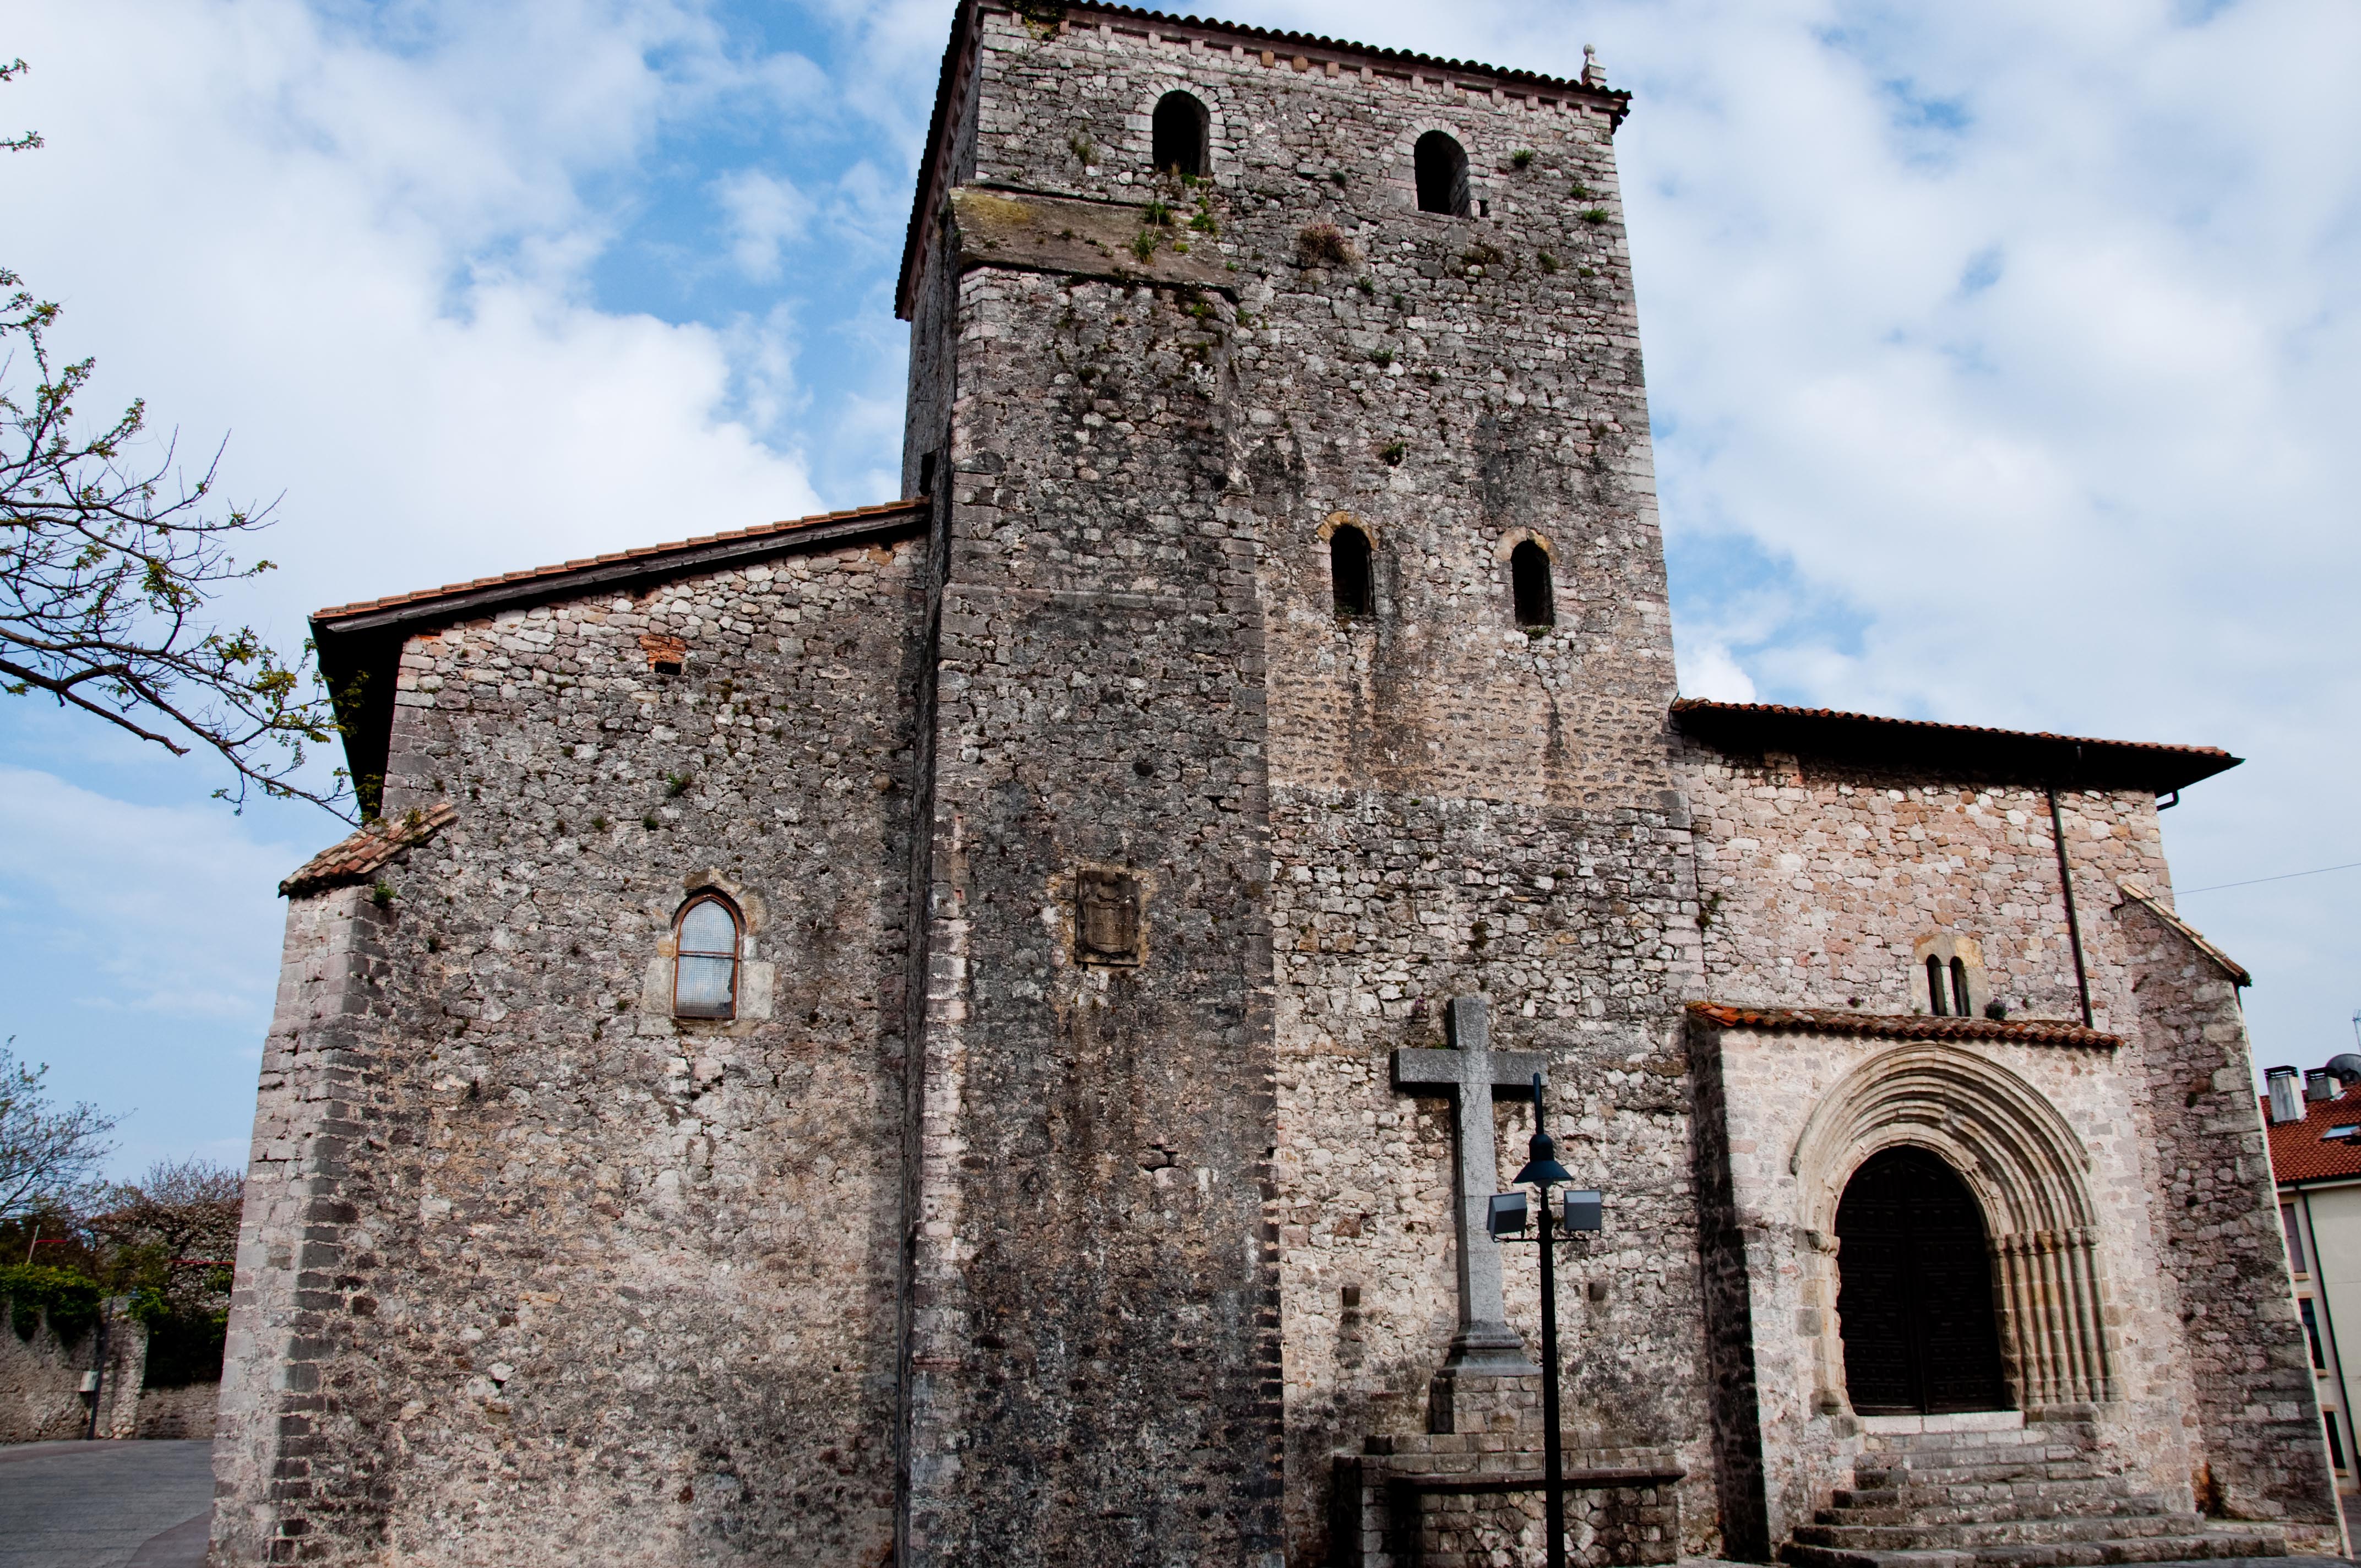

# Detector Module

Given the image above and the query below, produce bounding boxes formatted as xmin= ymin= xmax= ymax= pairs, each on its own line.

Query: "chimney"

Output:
xmin=2309 ymin=1069 xmax=2340 ymax=1103
xmin=2267 ymin=1066 xmax=2303 ymax=1125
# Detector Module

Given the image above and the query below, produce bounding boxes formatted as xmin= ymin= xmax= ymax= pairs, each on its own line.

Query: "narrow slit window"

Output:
xmin=2302 ymin=1296 xmax=2327 ymax=1369
xmin=1152 ymin=91 xmax=1209 ymax=177
xmin=1927 ymin=955 xmax=1950 ymax=1016
xmin=1415 ymin=131 xmax=1471 ymax=216
xmin=1330 ymin=525 xmax=1373 ymax=617
xmin=2328 ymin=1410 xmax=2348 ymax=1472
xmin=1951 ymin=957 xmax=1971 ymax=1018
xmin=673 ymin=895 xmax=741 ymax=1020
xmin=2286 ymin=1205 xmax=2308 ymax=1274
xmin=1511 ymin=540 xmax=1554 ymax=628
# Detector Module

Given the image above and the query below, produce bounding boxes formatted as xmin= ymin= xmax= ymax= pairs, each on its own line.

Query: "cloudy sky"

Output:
xmin=4 ymin=0 xmax=2355 ymax=1178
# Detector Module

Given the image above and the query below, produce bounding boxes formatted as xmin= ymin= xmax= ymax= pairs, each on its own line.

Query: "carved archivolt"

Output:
xmin=1791 ymin=1044 xmax=2117 ymax=1412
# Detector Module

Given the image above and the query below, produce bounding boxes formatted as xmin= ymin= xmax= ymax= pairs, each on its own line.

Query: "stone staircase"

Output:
xmin=1782 ymin=1414 xmax=2287 ymax=1568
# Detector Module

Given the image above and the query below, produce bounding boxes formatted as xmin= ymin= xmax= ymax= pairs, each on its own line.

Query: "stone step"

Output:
xmin=1830 ymin=1477 xmax=2150 ymax=1515
xmin=1792 ymin=1511 xmax=2205 ymax=1551
xmin=1853 ymin=1461 xmax=2114 ymax=1489
xmin=1818 ymin=1493 xmax=2166 ymax=1528
xmin=1782 ymin=1547 xmax=1972 ymax=1568
xmin=1783 ymin=1526 xmax=2284 ymax=1568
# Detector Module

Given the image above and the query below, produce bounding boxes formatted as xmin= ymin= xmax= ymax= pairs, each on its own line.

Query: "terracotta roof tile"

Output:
xmin=280 ymin=802 xmax=458 ymax=898
xmin=313 ymin=499 xmax=925 ymax=624
xmin=2264 ymin=1090 xmax=2361 ymax=1184
xmin=1670 ymin=699 xmax=2239 ymax=794
xmin=1687 ymin=1001 xmax=2121 ymax=1049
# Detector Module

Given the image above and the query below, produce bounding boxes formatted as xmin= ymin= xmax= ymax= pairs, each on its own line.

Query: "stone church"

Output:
xmin=210 ymin=4 xmax=2340 ymax=1565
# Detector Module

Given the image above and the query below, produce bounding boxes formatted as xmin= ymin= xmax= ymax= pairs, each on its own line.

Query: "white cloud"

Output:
xmin=6 ymin=0 xmax=2356 ymax=1153
xmin=5 ymin=0 xmax=835 ymax=634
xmin=715 ymin=167 xmax=816 ymax=280
xmin=1677 ymin=641 xmax=1758 ymax=704
xmin=0 ymin=766 xmax=297 ymax=1022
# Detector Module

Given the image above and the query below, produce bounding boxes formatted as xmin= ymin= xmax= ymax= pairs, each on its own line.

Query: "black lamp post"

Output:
xmin=1509 ymin=1069 xmax=1574 ymax=1568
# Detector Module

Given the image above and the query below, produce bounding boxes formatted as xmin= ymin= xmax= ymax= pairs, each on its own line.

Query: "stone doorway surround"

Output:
xmin=1687 ymin=1003 xmax=2188 ymax=1555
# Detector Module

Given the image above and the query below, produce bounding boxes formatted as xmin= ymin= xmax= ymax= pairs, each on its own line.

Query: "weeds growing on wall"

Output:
xmin=0 ymin=1262 xmax=100 ymax=1342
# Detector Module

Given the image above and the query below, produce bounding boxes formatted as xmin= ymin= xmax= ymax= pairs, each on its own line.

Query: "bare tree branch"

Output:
xmin=0 ymin=1039 xmax=118 ymax=1222
xmin=0 ymin=273 xmax=354 ymax=816
xmin=2 ymin=59 xmax=350 ymax=819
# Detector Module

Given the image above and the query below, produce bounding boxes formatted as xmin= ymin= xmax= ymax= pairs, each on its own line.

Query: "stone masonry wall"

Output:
xmin=0 ymin=1297 xmax=145 ymax=1442
xmin=1694 ymin=1019 xmax=2194 ymax=1544
xmin=2120 ymin=896 xmax=2341 ymax=1547
xmin=1677 ymin=741 xmax=2341 ymax=1548
xmin=212 ymin=542 xmax=927 ymax=1566
xmin=899 ymin=257 xmax=1283 ymax=1564
xmin=910 ymin=11 xmax=1712 ymax=1564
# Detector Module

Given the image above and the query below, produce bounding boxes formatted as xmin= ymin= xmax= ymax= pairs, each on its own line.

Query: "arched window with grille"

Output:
xmin=1330 ymin=524 xmax=1373 ymax=617
xmin=673 ymin=894 xmax=742 ymax=1020
xmin=1152 ymin=91 xmax=1209 ymax=177
xmin=1416 ymin=131 xmax=1470 ymax=216
xmin=1511 ymin=539 xmax=1554 ymax=628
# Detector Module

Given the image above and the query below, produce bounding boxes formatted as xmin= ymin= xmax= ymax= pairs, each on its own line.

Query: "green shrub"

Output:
xmin=0 ymin=1263 xmax=101 ymax=1343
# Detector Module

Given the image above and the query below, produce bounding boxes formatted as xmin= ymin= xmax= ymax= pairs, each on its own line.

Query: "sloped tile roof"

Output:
xmin=1687 ymin=1001 xmax=2121 ymax=1049
xmin=279 ymin=802 xmax=458 ymax=898
xmin=2116 ymin=880 xmax=2251 ymax=986
xmin=312 ymin=500 xmax=926 ymax=626
xmin=1671 ymin=699 xmax=2239 ymax=794
xmin=2265 ymin=1088 xmax=2361 ymax=1184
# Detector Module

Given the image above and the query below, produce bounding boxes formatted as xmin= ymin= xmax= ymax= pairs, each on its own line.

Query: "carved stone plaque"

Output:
xmin=1075 ymin=868 xmax=1143 ymax=965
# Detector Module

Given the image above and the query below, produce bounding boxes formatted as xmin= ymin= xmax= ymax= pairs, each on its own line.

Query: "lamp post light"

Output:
xmin=1488 ymin=1069 xmax=1603 ymax=1568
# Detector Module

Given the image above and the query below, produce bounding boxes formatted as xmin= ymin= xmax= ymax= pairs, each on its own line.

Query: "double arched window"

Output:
xmin=1416 ymin=131 xmax=1470 ymax=216
xmin=673 ymin=893 xmax=742 ymax=1020
xmin=1916 ymin=933 xmax=1990 ymax=1019
xmin=1152 ymin=91 xmax=1209 ymax=177
xmin=1927 ymin=955 xmax=1973 ymax=1018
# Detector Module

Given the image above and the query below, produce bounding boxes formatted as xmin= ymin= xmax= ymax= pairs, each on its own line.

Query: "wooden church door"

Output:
xmin=1834 ymin=1146 xmax=2009 ymax=1414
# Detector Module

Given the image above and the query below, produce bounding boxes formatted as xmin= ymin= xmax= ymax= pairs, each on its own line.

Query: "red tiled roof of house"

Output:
xmin=2264 ymin=1087 xmax=2361 ymax=1184
xmin=1670 ymin=699 xmax=2239 ymax=794
xmin=1687 ymin=1001 xmax=2121 ymax=1049
xmin=280 ymin=801 xmax=458 ymax=898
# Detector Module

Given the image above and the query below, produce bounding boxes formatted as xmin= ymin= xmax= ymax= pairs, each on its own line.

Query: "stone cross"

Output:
xmin=1392 ymin=995 xmax=1544 ymax=1373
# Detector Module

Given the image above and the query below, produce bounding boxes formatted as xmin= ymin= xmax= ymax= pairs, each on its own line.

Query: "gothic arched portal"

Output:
xmin=1791 ymin=1044 xmax=2119 ymax=1414
xmin=1834 ymin=1146 xmax=2008 ymax=1414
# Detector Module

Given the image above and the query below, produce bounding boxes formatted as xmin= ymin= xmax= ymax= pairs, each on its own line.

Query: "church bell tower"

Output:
xmin=892 ymin=7 xmax=1693 ymax=1563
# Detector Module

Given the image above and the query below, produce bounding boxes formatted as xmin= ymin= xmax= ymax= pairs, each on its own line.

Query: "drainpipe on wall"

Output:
xmin=2046 ymin=770 xmax=2094 ymax=1029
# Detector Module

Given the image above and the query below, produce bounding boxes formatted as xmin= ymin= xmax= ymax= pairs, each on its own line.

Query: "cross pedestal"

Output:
xmin=1392 ymin=995 xmax=1544 ymax=1431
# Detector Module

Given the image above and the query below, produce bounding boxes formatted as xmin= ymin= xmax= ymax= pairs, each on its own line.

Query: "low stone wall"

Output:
xmin=1334 ymin=1441 xmax=1682 ymax=1568
xmin=134 ymin=1380 xmax=221 ymax=1439
xmin=0 ymin=1298 xmax=145 ymax=1441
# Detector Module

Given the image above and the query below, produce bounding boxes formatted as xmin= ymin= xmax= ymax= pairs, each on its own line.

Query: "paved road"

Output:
xmin=0 ymin=1441 xmax=213 ymax=1568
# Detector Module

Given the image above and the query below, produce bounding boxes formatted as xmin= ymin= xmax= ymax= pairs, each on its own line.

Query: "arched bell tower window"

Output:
xmin=673 ymin=893 xmax=741 ymax=1020
xmin=1152 ymin=91 xmax=1209 ymax=177
xmin=1415 ymin=131 xmax=1471 ymax=216
xmin=1330 ymin=524 xmax=1373 ymax=617
xmin=1511 ymin=539 xmax=1554 ymax=628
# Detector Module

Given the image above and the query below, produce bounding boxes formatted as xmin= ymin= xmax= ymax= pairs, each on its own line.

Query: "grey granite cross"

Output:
xmin=1392 ymin=995 xmax=1544 ymax=1373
